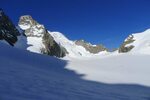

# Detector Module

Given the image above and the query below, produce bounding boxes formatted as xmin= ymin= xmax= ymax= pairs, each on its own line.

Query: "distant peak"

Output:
xmin=75 ymin=39 xmax=107 ymax=53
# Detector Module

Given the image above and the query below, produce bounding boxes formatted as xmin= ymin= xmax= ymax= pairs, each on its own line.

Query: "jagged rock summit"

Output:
xmin=19 ymin=15 xmax=45 ymax=37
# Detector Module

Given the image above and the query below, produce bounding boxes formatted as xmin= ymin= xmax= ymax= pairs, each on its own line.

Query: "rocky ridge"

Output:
xmin=75 ymin=40 xmax=107 ymax=54
xmin=0 ymin=9 xmax=19 ymax=46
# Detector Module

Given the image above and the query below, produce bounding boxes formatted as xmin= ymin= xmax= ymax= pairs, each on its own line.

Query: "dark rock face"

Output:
xmin=119 ymin=35 xmax=135 ymax=53
xmin=0 ymin=9 xmax=19 ymax=46
xmin=75 ymin=40 xmax=107 ymax=54
xmin=42 ymin=30 xmax=67 ymax=57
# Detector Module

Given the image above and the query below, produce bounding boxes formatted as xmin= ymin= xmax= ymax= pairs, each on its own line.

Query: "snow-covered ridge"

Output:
xmin=48 ymin=31 xmax=109 ymax=57
xmin=124 ymin=29 xmax=150 ymax=55
xmin=49 ymin=31 xmax=93 ymax=57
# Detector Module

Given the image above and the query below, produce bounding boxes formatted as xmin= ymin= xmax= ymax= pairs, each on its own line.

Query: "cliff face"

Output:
xmin=0 ymin=9 xmax=19 ymax=46
xmin=42 ymin=30 xmax=67 ymax=57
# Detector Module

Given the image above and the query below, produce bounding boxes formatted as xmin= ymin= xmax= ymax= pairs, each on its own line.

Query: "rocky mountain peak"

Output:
xmin=18 ymin=15 xmax=67 ymax=57
xmin=19 ymin=15 xmax=45 ymax=37
xmin=19 ymin=15 xmax=37 ymax=27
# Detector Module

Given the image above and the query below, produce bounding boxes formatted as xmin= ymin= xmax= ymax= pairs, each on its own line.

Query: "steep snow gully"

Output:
xmin=0 ymin=42 xmax=150 ymax=100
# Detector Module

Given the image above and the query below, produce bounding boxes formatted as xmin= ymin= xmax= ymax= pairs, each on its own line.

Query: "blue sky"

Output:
xmin=1 ymin=0 xmax=150 ymax=49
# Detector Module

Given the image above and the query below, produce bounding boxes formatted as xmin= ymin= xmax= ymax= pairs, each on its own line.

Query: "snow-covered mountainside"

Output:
xmin=1 ymin=42 xmax=150 ymax=100
xmin=127 ymin=29 xmax=150 ymax=54
xmin=119 ymin=29 xmax=150 ymax=54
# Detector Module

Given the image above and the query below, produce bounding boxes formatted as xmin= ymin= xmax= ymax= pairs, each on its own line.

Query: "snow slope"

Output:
xmin=0 ymin=42 xmax=150 ymax=100
xmin=15 ymin=34 xmax=44 ymax=54
xmin=125 ymin=29 xmax=150 ymax=54
xmin=66 ymin=53 xmax=150 ymax=86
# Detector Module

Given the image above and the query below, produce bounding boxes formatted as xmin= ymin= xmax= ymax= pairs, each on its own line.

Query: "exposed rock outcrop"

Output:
xmin=75 ymin=40 xmax=107 ymax=54
xmin=119 ymin=35 xmax=135 ymax=53
xmin=42 ymin=30 xmax=67 ymax=57
xmin=0 ymin=9 xmax=19 ymax=46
